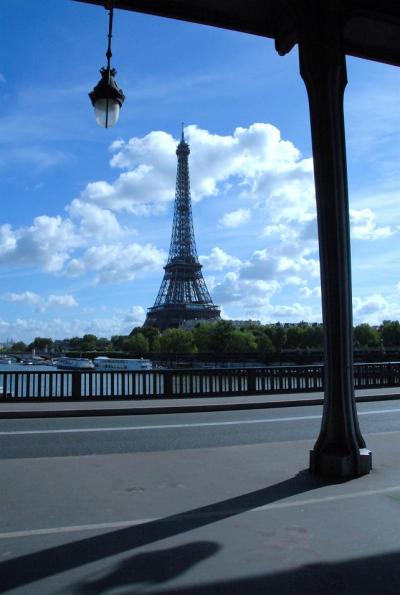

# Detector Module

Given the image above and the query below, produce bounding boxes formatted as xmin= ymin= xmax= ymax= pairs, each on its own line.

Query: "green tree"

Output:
xmin=256 ymin=333 xmax=274 ymax=358
xmin=122 ymin=333 xmax=149 ymax=357
xmin=159 ymin=328 xmax=194 ymax=355
xmin=380 ymin=320 xmax=400 ymax=348
xmin=96 ymin=337 xmax=112 ymax=351
xmin=354 ymin=323 xmax=380 ymax=348
xmin=10 ymin=341 xmax=27 ymax=353
xmin=193 ymin=321 xmax=260 ymax=354
xmin=286 ymin=325 xmax=304 ymax=349
xmin=265 ymin=324 xmax=287 ymax=353
xmin=69 ymin=336 xmax=84 ymax=350
xmin=297 ymin=323 xmax=324 ymax=350
xmin=192 ymin=322 xmax=216 ymax=353
xmin=131 ymin=326 xmax=160 ymax=351
xmin=215 ymin=321 xmax=235 ymax=352
xmin=151 ymin=335 xmax=161 ymax=355
xmin=80 ymin=334 xmax=98 ymax=351
xmin=28 ymin=337 xmax=53 ymax=352
xmin=111 ymin=335 xmax=125 ymax=350
xmin=225 ymin=329 xmax=257 ymax=353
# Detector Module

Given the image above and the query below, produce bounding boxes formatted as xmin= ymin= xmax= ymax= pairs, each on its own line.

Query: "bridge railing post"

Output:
xmin=164 ymin=371 xmax=173 ymax=397
xmin=247 ymin=369 xmax=257 ymax=395
xmin=71 ymin=372 xmax=81 ymax=400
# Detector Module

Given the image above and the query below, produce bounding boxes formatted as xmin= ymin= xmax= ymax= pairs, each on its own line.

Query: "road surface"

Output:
xmin=2 ymin=401 xmax=400 ymax=594
xmin=1 ymin=400 xmax=400 ymax=458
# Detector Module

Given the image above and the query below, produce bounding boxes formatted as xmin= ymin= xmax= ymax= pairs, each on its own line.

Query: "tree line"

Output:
xmin=4 ymin=320 xmax=400 ymax=358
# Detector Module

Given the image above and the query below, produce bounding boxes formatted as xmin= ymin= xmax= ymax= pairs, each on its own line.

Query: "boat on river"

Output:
xmin=93 ymin=357 xmax=152 ymax=371
xmin=56 ymin=357 xmax=94 ymax=370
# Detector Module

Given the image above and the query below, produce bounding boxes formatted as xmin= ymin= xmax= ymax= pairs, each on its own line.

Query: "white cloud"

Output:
xmin=353 ymin=293 xmax=400 ymax=324
xmin=4 ymin=291 xmax=78 ymax=311
xmin=0 ymin=123 xmax=319 ymax=291
xmin=240 ymin=249 xmax=319 ymax=282
xmin=0 ymin=203 xmax=155 ymax=284
xmin=0 ymin=215 xmax=81 ymax=273
xmin=267 ymin=303 xmax=316 ymax=321
xmin=96 ymin=124 xmax=315 ymax=219
xmin=67 ymin=199 xmax=126 ymax=241
xmin=211 ymin=270 xmax=321 ymax=322
xmin=350 ymin=208 xmax=394 ymax=240
xmin=299 ymin=286 xmax=321 ymax=299
xmin=240 ymin=249 xmax=277 ymax=280
xmin=3 ymin=147 xmax=69 ymax=171
xmin=346 ymin=78 xmax=400 ymax=165
xmin=212 ymin=271 xmax=280 ymax=307
xmin=200 ymin=247 xmax=242 ymax=271
xmin=80 ymin=165 xmax=172 ymax=215
xmin=7 ymin=122 xmax=393 ymax=330
xmin=0 ymin=224 xmax=17 ymax=254
xmin=0 ymin=302 xmax=148 ymax=342
xmin=263 ymin=223 xmax=298 ymax=242
xmin=204 ymin=237 xmax=323 ymax=322
xmin=47 ymin=294 xmax=78 ymax=308
xmin=220 ymin=208 xmax=251 ymax=228
xmin=5 ymin=291 xmax=41 ymax=305
xmin=124 ymin=306 xmax=146 ymax=326
xmin=64 ymin=242 xmax=165 ymax=284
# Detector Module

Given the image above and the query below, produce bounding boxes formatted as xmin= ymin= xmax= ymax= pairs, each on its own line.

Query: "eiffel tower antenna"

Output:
xmin=144 ymin=129 xmax=220 ymax=330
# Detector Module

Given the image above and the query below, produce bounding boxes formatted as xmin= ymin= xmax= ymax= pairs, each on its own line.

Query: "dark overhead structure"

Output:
xmin=75 ymin=0 xmax=400 ymax=479
xmin=144 ymin=131 xmax=220 ymax=331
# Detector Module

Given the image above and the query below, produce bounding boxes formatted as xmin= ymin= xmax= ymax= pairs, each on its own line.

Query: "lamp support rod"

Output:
xmin=106 ymin=6 xmax=113 ymax=71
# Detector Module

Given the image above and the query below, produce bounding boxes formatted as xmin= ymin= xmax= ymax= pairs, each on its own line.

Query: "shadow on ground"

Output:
xmin=142 ymin=550 xmax=400 ymax=595
xmin=77 ymin=542 xmax=219 ymax=594
xmin=0 ymin=470 xmax=351 ymax=593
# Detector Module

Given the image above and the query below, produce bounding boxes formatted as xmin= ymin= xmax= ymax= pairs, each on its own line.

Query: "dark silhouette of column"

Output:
xmin=298 ymin=1 xmax=371 ymax=478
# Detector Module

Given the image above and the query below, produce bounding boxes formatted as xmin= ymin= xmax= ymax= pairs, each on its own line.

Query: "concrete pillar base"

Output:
xmin=310 ymin=447 xmax=372 ymax=479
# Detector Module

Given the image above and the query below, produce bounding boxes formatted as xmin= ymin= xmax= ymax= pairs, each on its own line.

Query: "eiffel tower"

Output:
xmin=144 ymin=129 xmax=220 ymax=331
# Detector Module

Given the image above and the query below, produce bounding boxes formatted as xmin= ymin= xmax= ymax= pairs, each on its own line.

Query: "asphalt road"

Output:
xmin=1 ymin=400 xmax=400 ymax=459
xmin=3 ymin=401 xmax=400 ymax=594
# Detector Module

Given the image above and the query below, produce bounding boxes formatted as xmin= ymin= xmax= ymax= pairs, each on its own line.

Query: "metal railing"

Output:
xmin=0 ymin=362 xmax=399 ymax=401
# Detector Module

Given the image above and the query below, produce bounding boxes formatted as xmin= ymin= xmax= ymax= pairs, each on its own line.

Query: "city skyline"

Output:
xmin=1 ymin=0 xmax=399 ymax=341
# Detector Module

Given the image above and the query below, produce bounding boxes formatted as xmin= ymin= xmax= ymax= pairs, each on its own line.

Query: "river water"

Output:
xmin=1 ymin=364 xmax=57 ymax=372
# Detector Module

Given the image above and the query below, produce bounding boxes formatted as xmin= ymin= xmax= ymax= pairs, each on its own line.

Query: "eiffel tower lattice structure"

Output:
xmin=144 ymin=130 xmax=220 ymax=331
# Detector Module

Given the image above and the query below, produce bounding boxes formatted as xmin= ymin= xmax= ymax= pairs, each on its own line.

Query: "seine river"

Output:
xmin=1 ymin=364 xmax=57 ymax=372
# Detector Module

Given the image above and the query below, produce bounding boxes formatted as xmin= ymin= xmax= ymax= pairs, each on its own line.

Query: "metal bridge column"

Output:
xmin=298 ymin=1 xmax=371 ymax=478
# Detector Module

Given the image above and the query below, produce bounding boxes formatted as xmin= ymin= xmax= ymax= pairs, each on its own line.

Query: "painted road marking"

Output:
xmin=1 ymin=483 xmax=400 ymax=540
xmin=0 ymin=407 xmax=400 ymax=436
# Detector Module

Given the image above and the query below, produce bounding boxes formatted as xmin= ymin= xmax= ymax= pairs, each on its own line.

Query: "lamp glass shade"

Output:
xmin=94 ymin=98 xmax=120 ymax=128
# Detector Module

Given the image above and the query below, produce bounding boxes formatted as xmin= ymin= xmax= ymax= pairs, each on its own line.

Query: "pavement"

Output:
xmin=3 ymin=388 xmax=400 ymax=593
xmin=0 ymin=386 xmax=399 ymax=418
xmin=2 ymin=413 xmax=400 ymax=593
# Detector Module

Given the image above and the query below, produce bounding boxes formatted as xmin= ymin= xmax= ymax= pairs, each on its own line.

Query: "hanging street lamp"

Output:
xmin=89 ymin=5 xmax=125 ymax=128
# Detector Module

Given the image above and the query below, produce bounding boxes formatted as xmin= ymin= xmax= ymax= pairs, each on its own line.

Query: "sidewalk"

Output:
xmin=2 ymin=426 xmax=400 ymax=593
xmin=0 ymin=386 xmax=399 ymax=418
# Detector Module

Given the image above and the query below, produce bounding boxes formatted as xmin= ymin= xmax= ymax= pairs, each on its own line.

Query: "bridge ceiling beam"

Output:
xmin=74 ymin=0 xmax=400 ymax=66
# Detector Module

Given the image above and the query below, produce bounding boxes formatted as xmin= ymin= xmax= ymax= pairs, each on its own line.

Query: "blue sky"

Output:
xmin=0 ymin=0 xmax=399 ymax=342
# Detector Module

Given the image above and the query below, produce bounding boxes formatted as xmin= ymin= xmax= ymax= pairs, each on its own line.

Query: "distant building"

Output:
xmin=180 ymin=319 xmax=261 ymax=330
xmin=230 ymin=320 xmax=261 ymax=328
xmin=143 ymin=130 xmax=220 ymax=331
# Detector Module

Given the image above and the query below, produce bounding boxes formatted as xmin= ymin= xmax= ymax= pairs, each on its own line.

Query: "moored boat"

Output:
xmin=93 ymin=357 xmax=152 ymax=371
xmin=56 ymin=357 xmax=94 ymax=370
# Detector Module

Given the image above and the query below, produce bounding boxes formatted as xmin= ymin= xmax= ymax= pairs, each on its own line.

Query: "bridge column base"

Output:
xmin=310 ymin=448 xmax=372 ymax=479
